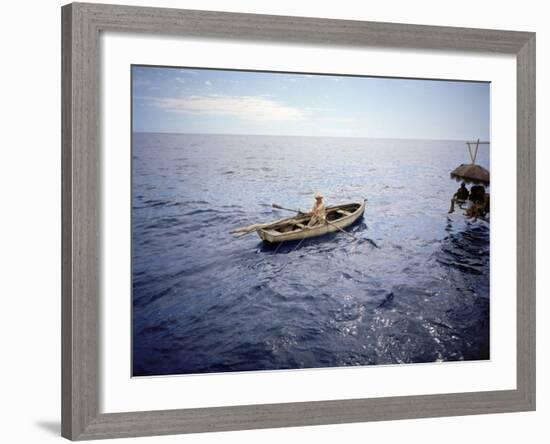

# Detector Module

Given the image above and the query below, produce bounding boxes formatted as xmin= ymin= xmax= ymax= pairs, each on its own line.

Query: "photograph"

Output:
xmin=131 ymin=65 xmax=491 ymax=377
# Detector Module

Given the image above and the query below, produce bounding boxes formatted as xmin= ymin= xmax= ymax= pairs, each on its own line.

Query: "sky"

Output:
xmin=132 ymin=65 xmax=490 ymax=140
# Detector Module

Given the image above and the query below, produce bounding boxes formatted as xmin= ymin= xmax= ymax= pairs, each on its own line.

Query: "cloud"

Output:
xmin=204 ymin=80 xmax=212 ymax=86
xmin=179 ymin=69 xmax=199 ymax=75
xmin=147 ymin=94 xmax=308 ymax=122
xmin=175 ymin=77 xmax=186 ymax=84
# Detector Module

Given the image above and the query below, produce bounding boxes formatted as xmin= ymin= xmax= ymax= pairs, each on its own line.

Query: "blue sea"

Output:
xmin=132 ymin=133 xmax=490 ymax=376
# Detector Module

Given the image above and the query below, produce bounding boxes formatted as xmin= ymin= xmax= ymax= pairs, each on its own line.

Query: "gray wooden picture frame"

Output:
xmin=61 ymin=2 xmax=536 ymax=440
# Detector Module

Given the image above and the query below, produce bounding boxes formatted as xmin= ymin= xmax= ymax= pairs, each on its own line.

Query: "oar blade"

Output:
xmin=231 ymin=223 xmax=267 ymax=234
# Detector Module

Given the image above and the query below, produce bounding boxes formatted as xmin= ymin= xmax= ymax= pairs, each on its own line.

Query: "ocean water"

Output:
xmin=132 ymin=133 xmax=490 ymax=376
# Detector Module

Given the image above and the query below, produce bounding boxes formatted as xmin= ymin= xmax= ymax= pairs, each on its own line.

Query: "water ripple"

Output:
xmin=132 ymin=133 xmax=490 ymax=376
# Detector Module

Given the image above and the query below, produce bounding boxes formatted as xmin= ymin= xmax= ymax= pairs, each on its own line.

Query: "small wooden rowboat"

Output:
xmin=258 ymin=201 xmax=365 ymax=243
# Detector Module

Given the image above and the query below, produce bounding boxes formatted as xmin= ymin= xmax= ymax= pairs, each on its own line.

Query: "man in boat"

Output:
xmin=466 ymin=185 xmax=490 ymax=220
xmin=448 ymin=182 xmax=470 ymax=214
xmin=469 ymin=184 xmax=486 ymax=204
xmin=307 ymin=193 xmax=326 ymax=227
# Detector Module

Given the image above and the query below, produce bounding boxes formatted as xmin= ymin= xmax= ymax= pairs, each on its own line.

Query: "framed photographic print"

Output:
xmin=61 ymin=2 xmax=535 ymax=440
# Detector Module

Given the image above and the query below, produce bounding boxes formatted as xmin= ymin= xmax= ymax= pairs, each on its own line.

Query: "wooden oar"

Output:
xmin=231 ymin=215 xmax=296 ymax=235
xmin=232 ymin=222 xmax=274 ymax=234
xmin=271 ymin=204 xmax=306 ymax=215
xmin=271 ymin=203 xmax=360 ymax=241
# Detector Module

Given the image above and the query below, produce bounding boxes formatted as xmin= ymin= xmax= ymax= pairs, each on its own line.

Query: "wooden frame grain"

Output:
xmin=61 ymin=2 xmax=536 ymax=440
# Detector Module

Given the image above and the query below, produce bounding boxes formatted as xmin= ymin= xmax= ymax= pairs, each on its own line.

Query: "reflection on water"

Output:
xmin=132 ymin=133 xmax=490 ymax=376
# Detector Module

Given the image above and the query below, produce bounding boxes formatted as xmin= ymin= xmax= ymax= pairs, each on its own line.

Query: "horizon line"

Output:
xmin=131 ymin=130 xmax=489 ymax=144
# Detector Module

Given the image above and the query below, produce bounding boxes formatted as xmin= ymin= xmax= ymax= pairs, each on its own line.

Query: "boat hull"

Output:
xmin=258 ymin=201 xmax=365 ymax=243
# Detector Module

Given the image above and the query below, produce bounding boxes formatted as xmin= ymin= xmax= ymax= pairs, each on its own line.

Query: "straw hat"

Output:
xmin=314 ymin=192 xmax=323 ymax=199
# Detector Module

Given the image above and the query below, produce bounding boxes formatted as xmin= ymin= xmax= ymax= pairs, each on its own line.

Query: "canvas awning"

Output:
xmin=450 ymin=163 xmax=490 ymax=185
xmin=450 ymin=139 xmax=490 ymax=185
